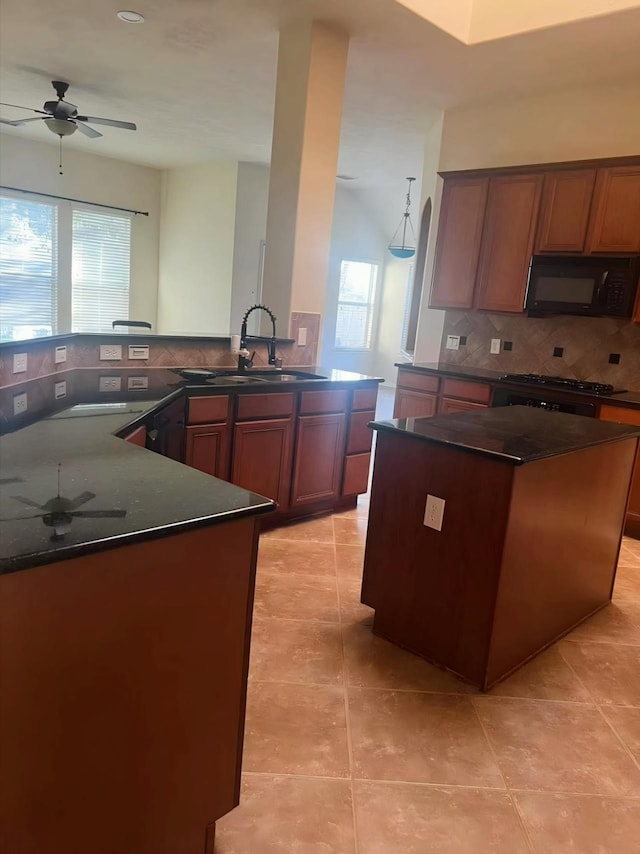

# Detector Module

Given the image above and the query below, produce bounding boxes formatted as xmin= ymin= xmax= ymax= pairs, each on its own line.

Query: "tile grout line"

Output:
xmin=469 ymin=697 xmax=537 ymax=854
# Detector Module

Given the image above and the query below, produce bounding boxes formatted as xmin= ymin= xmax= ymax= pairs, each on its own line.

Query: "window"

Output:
xmin=0 ymin=192 xmax=131 ymax=342
xmin=400 ymin=263 xmax=415 ymax=353
xmin=334 ymin=260 xmax=378 ymax=350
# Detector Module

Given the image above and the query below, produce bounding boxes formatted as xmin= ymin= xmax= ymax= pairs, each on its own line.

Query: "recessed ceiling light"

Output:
xmin=117 ymin=10 xmax=145 ymax=23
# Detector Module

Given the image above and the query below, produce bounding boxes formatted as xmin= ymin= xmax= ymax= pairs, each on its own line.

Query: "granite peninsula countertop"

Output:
xmin=0 ymin=366 xmax=382 ymax=573
xmin=371 ymin=405 xmax=640 ymax=465
xmin=395 ymin=362 xmax=640 ymax=410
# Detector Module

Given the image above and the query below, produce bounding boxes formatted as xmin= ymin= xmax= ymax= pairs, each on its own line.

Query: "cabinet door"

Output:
xmin=393 ymin=389 xmax=438 ymax=419
xmin=123 ymin=425 xmax=147 ymax=447
xmin=535 ymin=169 xmax=596 ymax=253
xmin=231 ymin=418 xmax=293 ymax=509
xmin=185 ymin=424 xmax=230 ymax=479
xmin=291 ymin=413 xmax=345 ymax=505
xmin=429 ymin=177 xmax=489 ymax=309
xmin=151 ymin=397 xmax=185 ymax=461
xmin=475 ymin=174 xmax=543 ymax=313
xmin=587 ymin=167 xmax=640 ymax=253
xmin=438 ymin=398 xmax=487 ymax=415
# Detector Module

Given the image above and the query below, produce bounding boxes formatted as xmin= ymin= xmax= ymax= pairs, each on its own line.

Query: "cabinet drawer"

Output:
xmin=300 ymin=389 xmax=348 ymax=415
xmin=353 ymin=386 xmax=378 ymax=411
xmin=393 ymin=389 xmax=438 ymax=419
xmin=347 ymin=410 xmax=375 ymax=455
xmin=187 ymin=395 xmax=229 ymax=425
xmin=441 ymin=379 xmax=491 ymax=404
xmin=236 ymin=392 xmax=294 ymax=420
xmin=396 ymin=369 xmax=440 ymax=393
xmin=599 ymin=405 xmax=640 ymax=426
xmin=342 ymin=453 xmax=371 ymax=496
xmin=438 ymin=398 xmax=487 ymax=415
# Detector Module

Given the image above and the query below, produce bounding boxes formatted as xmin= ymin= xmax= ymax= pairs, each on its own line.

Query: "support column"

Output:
xmin=261 ymin=20 xmax=349 ymax=355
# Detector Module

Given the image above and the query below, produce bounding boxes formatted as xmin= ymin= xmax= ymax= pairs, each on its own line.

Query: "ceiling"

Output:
xmin=0 ymin=0 xmax=639 ymax=224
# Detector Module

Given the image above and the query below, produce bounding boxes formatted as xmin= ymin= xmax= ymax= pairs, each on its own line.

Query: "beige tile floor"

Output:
xmin=215 ymin=508 xmax=640 ymax=853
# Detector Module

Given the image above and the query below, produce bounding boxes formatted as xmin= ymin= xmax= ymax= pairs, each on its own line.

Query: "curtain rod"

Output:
xmin=0 ymin=185 xmax=149 ymax=216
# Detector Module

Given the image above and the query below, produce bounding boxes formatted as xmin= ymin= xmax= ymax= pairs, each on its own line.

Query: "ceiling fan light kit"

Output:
xmin=0 ymin=80 xmax=137 ymax=174
xmin=388 ymin=176 xmax=417 ymax=259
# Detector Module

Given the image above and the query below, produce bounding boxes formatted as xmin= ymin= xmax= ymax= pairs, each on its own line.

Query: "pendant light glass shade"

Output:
xmin=388 ymin=177 xmax=416 ymax=259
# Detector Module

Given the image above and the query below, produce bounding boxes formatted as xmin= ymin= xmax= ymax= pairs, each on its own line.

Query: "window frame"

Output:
xmin=334 ymin=258 xmax=380 ymax=352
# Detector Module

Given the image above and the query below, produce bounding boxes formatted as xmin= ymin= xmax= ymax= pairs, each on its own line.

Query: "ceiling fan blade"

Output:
xmin=0 ymin=514 xmax=46 ymax=521
xmin=75 ymin=120 xmax=102 ymax=139
xmin=71 ymin=510 xmax=127 ymax=518
xmin=0 ymin=116 xmax=47 ymax=126
xmin=0 ymin=102 xmax=49 ymax=115
xmin=76 ymin=116 xmax=136 ymax=131
xmin=68 ymin=490 xmax=97 ymax=509
xmin=11 ymin=495 xmax=44 ymax=509
xmin=0 ymin=477 xmax=23 ymax=485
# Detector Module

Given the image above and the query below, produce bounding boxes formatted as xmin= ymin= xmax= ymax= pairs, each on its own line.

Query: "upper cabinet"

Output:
xmin=429 ymin=177 xmax=488 ymax=310
xmin=587 ymin=167 xmax=640 ymax=254
xmin=535 ymin=169 xmax=596 ymax=253
xmin=475 ymin=174 xmax=543 ymax=313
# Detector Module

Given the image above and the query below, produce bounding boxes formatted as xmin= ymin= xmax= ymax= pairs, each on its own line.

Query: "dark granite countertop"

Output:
xmin=371 ymin=405 xmax=640 ymax=465
xmin=0 ymin=366 xmax=382 ymax=573
xmin=395 ymin=362 xmax=640 ymax=411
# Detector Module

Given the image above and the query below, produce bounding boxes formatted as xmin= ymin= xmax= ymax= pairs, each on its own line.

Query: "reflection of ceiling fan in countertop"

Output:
xmin=0 ymin=80 xmax=137 ymax=139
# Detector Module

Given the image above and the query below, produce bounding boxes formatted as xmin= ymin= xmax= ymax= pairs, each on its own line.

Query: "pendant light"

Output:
xmin=388 ymin=177 xmax=417 ymax=259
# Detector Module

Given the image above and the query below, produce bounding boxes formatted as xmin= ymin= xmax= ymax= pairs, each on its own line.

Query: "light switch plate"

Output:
xmin=13 ymin=353 xmax=28 ymax=373
xmin=100 ymin=344 xmax=122 ymax=361
xmin=297 ymin=327 xmax=307 ymax=346
xmin=128 ymin=376 xmax=149 ymax=390
xmin=128 ymin=344 xmax=149 ymax=360
xmin=446 ymin=335 xmax=460 ymax=351
xmin=13 ymin=392 xmax=28 ymax=415
xmin=424 ymin=494 xmax=445 ymax=531
xmin=490 ymin=338 xmax=501 ymax=355
xmin=54 ymin=345 xmax=67 ymax=364
xmin=54 ymin=380 xmax=67 ymax=399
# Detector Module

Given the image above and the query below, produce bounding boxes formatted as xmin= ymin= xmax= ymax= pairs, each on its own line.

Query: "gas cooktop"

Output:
xmin=499 ymin=373 xmax=626 ymax=396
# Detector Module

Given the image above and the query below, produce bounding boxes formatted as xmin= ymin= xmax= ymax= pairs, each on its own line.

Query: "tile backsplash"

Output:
xmin=440 ymin=311 xmax=640 ymax=389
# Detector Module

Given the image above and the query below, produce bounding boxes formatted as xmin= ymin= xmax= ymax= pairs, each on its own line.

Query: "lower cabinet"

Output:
xmin=231 ymin=418 xmax=293 ymax=509
xmin=599 ymin=404 xmax=640 ymax=535
xmin=394 ymin=389 xmax=438 ymax=419
xmin=438 ymin=398 xmax=487 ymax=415
xmin=185 ymin=424 xmax=231 ymax=479
xmin=291 ymin=413 xmax=346 ymax=505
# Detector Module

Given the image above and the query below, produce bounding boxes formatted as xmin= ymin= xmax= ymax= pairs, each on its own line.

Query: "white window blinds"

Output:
xmin=0 ymin=196 xmax=58 ymax=341
xmin=72 ymin=209 xmax=131 ymax=333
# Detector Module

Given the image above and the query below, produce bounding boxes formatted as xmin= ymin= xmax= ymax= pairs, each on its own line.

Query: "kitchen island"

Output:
xmin=361 ymin=406 xmax=640 ymax=690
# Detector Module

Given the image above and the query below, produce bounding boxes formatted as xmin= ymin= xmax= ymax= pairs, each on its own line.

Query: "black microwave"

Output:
xmin=525 ymin=255 xmax=639 ymax=318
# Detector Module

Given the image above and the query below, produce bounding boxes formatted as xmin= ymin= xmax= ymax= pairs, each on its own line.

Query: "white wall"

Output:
xmin=157 ymin=161 xmax=238 ymax=334
xmin=0 ymin=133 xmax=161 ymax=327
xmin=230 ymin=162 xmax=270 ymax=336
xmin=373 ymin=257 xmax=413 ymax=384
xmin=320 ymin=185 xmax=388 ymax=374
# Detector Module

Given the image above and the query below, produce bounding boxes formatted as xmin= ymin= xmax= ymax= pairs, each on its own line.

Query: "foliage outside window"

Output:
xmin=334 ymin=260 xmax=378 ymax=350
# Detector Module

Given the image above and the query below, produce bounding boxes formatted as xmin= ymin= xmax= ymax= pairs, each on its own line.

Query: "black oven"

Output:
xmin=526 ymin=255 xmax=639 ymax=318
xmin=492 ymin=388 xmax=596 ymax=417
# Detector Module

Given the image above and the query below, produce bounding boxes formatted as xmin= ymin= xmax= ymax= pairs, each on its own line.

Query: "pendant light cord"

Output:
xmin=58 ymin=136 xmax=63 ymax=175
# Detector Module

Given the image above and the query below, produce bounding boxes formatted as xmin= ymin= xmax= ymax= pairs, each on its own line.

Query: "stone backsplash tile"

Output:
xmin=440 ymin=312 xmax=640 ymax=390
xmin=289 ymin=312 xmax=321 ymax=367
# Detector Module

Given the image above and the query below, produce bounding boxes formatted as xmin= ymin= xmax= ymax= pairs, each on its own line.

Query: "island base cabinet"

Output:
xmin=0 ymin=520 xmax=260 ymax=854
xmin=231 ymin=418 xmax=293 ymax=510
xmin=362 ymin=430 xmax=636 ymax=690
xmin=291 ymin=413 xmax=346 ymax=505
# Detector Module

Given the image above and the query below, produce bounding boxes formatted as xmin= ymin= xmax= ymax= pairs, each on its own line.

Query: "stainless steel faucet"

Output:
xmin=238 ymin=304 xmax=278 ymax=371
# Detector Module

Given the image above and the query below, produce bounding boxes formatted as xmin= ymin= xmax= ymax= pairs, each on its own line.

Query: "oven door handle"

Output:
xmin=596 ymin=270 xmax=609 ymax=304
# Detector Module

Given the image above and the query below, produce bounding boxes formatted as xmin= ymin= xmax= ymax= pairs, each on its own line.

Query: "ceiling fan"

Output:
xmin=0 ymin=80 xmax=137 ymax=139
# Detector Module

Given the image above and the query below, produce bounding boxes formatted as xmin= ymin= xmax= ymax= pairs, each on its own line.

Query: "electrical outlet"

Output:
xmin=13 ymin=392 xmax=28 ymax=415
xmin=12 ymin=353 xmax=28 ymax=373
xmin=100 ymin=344 xmax=122 ymax=361
xmin=128 ymin=376 xmax=149 ymax=390
xmin=490 ymin=338 xmax=501 ymax=355
xmin=54 ymin=380 xmax=67 ymax=399
xmin=446 ymin=335 xmax=460 ymax=351
xmin=128 ymin=345 xmax=149 ymax=360
xmin=54 ymin=345 xmax=67 ymax=364
xmin=424 ymin=494 xmax=445 ymax=532
xmin=99 ymin=376 xmax=122 ymax=393
xmin=297 ymin=327 xmax=307 ymax=346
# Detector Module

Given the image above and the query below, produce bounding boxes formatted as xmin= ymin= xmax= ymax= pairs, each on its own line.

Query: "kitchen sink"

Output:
xmin=209 ymin=370 xmax=327 ymax=385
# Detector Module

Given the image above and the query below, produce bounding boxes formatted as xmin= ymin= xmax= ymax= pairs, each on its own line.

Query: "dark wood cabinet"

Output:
xmin=185 ymin=424 xmax=231 ymax=480
xmin=587 ymin=167 xmax=640 ymax=254
xmin=429 ymin=177 xmax=489 ymax=309
xmin=599 ymin=404 xmax=640 ymax=536
xmin=535 ymin=169 xmax=596 ymax=253
xmin=291 ymin=413 xmax=345 ymax=505
xmin=475 ymin=174 xmax=543 ymax=313
xmin=231 ymin=418 xmax=293 ymax=509
xmin=438 ymin=398 xmax=487 ymax=415
xmin=393 ymin=389 xmax=438 ymax=419
xmin=149 ymin=397 xmax=185 ymax=461
xmin=122 ymin=425 xmax=147 ymax=447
